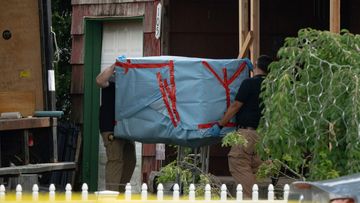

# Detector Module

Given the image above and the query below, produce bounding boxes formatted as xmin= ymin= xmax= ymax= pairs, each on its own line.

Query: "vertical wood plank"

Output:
xmin=250 ymin=0 xmax=260 ymax=65
xmin=23 ymin=130 xmax=30 ymax=165
xmin=330 ymin=0 xmax=341 ymax=33
xmin=239 ymin=0 xmax=249 ymax=56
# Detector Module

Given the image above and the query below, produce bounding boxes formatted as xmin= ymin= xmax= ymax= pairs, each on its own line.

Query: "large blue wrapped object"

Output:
xmin=114 ymin=56 xmax=252 ymax=148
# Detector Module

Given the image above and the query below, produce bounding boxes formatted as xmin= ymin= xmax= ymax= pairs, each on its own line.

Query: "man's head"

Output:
xmin=256 ymin=55 xmax=272 ymax=74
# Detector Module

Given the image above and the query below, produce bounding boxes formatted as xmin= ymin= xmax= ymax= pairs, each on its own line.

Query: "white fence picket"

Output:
xmin=268 ymin=184 xmax=274 ymax=200
xmin=65 ymin=183 xmax=72 ymax=201
xmin=125 ymin=183 xmax=132 ymax=200
xmin=204 ymin=184 xmax=211 ymax=201
xmin=81 ymin=183 xmax=88 ymax=200
xmin=141 ymin=183 xmax=148 ymax=200
xmin=32 ymin=184 xmax=39 ymax=201
xmin=49 ymin=183 xmax=56 ymax=201
xmin=188 ymin=183 xmax=195 ymax=201
xmin=15 ymin=184 xmax=22 ymax=201
xmin=157 ymin=183 xmax=164 ymax=200
xmin=173 ymin=183 xmax=180 ymax=200
xmin=0 ymin=184 xmax=5 ymax=201
xmin=284 ymin=184 xmax=290 ymax=200
xmin=236 ymin=184 xmax=243 ymax=201
xmin=220 ymin=184 xmax=227 ymax=201
xmin=252 ymin=184 xmax=259 ymax=200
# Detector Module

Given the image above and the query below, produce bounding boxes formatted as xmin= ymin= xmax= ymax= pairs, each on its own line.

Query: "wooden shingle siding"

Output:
xmin=70 ymin=65 xmax=84 ymax=94
xmin=143 ymin=1 xmax=156 ymax=33
xmin=70 ymin=35 xmax=84 ymax=64
xmin=70 ymin=94 xmax=84 ymax=122
xmin=71 ymin=3 xmax=147 ymax=35
xmin=71 ymin=5 xmax=92 ymax=35
xmin=144 ymin=33 xmax=160 ymax=56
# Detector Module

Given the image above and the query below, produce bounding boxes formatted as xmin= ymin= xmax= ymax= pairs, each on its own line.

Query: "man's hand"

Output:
xmin=96 ymin=63 xmax=116 ymax=88
xmin=205 ymin=124 xmax=222 ymax=137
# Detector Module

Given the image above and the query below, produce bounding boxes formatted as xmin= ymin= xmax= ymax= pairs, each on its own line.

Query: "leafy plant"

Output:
xmin=52 ymin=0 xmax=72 ymax=120
xmin=221 ymin=130 xmax=248 ymax=147
xmin=258 ymin=28 xmax=360 ymax=181
xmin=157 ymin=152 xmax=222 ymax=197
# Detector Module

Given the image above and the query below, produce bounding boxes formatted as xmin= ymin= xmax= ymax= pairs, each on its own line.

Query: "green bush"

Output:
xmin=258 ymin=28 xmax=360 ymax=181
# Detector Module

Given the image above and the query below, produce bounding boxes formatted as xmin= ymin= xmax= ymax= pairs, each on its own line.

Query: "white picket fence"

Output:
xmin=0 ymin=182 xmax=290 ymax=202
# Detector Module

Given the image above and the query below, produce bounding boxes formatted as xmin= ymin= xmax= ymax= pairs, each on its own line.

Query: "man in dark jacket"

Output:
xmin=210 ymin=55 xmax=272 ymax=198
xmin=96 ymin=63 xmax=136 ymax=191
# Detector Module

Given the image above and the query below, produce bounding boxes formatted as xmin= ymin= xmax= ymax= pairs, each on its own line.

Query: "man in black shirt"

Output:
xmin=217 ymin=55 xmax=272 ymax=198
xmin=96 ymin=63 xmax=136 ymax=191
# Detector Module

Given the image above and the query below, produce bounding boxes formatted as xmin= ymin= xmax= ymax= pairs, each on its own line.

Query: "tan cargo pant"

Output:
xmin=228 ymin=128 xmax=262 ymax=199
xmin=101 ymin=131 xmax=136 ymax=191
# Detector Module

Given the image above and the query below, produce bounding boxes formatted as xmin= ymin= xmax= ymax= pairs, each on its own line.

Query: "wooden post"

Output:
xmin=238 ymin=31 xmax=253 ymax=59
xmin=250 ymin=0 xmax=260 ymax=66
xmin=330 ymin=0 xmax=341 ymax=33
xmin=239 ymin=0 xmax=249 ymax=56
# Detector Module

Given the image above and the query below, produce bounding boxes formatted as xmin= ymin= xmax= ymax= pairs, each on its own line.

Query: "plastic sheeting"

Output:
xmin=289 ymin=173 xmax=360 ymax=202
xmin=114 ymin=56 xmax=253 ymax=148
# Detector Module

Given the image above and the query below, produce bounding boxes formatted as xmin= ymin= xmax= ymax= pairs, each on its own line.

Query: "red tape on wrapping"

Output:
xmin=157 ymin=73 xmax=177 ymax=127
xmin=167 ymin=61 xmax=180 ymax=122
xmin=164 ymin=80 xmax=180 ymax=123
xmin=198 ymin=122 xmax=236 ymax=129
xmin=115 ymin=61 xmax=170 ymax=69
xmin=223 ymin=68 xmax=230 ymax=108
xmin=116 ymin=60 xmax=180 ymax=127
xmin=200 ymin=61 xmax=247 ymax=129
xmin=228 ymin=62 xmax=247 ymax=84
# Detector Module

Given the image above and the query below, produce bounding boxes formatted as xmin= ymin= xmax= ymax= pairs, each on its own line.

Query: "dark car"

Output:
xmin=288 ymin=173 xmax=360 ymax=203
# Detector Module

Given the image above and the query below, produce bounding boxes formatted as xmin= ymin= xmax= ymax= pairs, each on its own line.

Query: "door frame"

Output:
xmin=83 ymin=16 xmax=144 ymax=191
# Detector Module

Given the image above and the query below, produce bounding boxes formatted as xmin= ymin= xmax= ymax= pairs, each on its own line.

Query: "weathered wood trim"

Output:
xmin=83 ymin=19 xmax=102 ymax=191
xmin=0 ymin=117 xmax=56 ymax=131
xmin=239 ymin=0 xmax=249 ymax=56
xmin=250 ymin=0 xmax=259 ymax=65
xmin=70 ymin=35 xmax=84 ymax=64
xmin=70 ymin=65 xmax=84 ymax=94
xmin=84 ymin=15 xmax=144 ymax=21
xmin=82 ymin=17 xmax=146 ymax=191
xmin=0 ymin=162 xmax=76 ymax=175
xmin=160 ymin=0 xmax=170 ymax=55
xmin=330 ymin=0 xmax=341 ymax=33
xmin=72 ymin=0 xmax=153 ymax=5
xmin=238 ymin=30 xmax=253 ymax=59
xmin=71 ymin=4 xmax=147 ymax=35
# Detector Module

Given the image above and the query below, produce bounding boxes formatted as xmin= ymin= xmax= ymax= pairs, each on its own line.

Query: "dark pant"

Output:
xmin=101 ymin=131 xmax=136 ymax=191
xmin=228 ymin=129 xmax=262 ymax=199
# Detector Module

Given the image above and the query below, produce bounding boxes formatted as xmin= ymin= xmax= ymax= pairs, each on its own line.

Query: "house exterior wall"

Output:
xmin=70 ymin=2 xmax=160 ymax=108
xmin=71 ymin=0 xmax=160 ymax=189
xmin=0 ymin=0 xmax=44 ymax=112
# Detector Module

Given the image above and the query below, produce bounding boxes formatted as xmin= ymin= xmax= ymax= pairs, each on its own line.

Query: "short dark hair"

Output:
xmin=257 ymin=55 xmax=272 ymax=73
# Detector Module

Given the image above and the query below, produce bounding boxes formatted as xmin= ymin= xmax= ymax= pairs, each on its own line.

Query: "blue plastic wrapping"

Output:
xmin=114 ymin=56 xmax=253 ymax=148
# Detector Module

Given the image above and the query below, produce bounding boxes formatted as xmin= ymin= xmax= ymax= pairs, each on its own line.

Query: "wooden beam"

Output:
xmin=250 ymin=0 xmax=260 ymax=65
xmin=0 ymin=162 xmax=76 ymax=175
xmin=0 ymin=92 xmax=35 ymax=117
xmin=239 ymin=0 xmax=249 ymax=55
xmin=238 ymin=31 xmax=253 ymax=59
xmin=330 ymin=0 xmax=341 ymax=33
xmin=0 ymin=117 xmax=56 ymax=131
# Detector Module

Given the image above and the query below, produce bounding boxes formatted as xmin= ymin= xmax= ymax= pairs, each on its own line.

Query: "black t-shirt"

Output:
xmin=235 ymin=75 xmax=265 ymax=129
xmin=99 ymin=82 xmax=115 ymax=132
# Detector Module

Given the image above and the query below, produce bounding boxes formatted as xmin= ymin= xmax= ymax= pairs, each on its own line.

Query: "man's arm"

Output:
xmin=96 ymin=63 xmax=115 ymax=88
xmin=218 ymin=100 xmax=243 ymax=127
